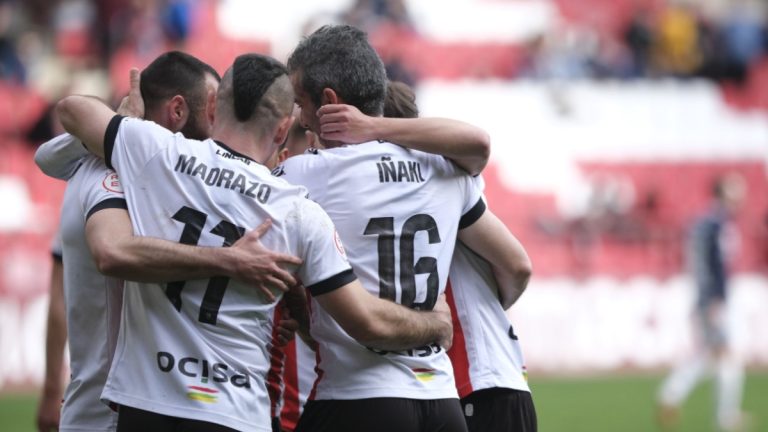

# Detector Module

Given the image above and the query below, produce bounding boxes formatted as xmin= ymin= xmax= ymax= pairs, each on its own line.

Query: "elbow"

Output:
xmin=56 ymin=98 xmax=77 ymax=135
xmin=513 ymin=255 xmax=533 ymax=281
xmin=33 ymin=145 xmax=51 ymax=175
xmin=92 ymin=244 xmax=129 ymax=277
xmin=469 ymin=130 xmax=491 ymax=175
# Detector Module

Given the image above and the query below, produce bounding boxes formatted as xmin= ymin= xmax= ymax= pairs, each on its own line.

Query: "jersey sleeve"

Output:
xmin=273 ymin=152 xmax=329 ymax=202
xmin=292 ymin=199 xmax=357 ymax=296
xmin=458 ymin=170 xmax=486 ymax=229
xmin=79 ymin=157 xmax=128 ymax=221
xmin=33 ymin=133 xmax=88 ymax=180
xmin=104 ymin=115 xmax=174 ymax=186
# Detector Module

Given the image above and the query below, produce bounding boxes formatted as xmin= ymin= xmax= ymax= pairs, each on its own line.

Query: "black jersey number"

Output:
xmin=364 ymin=215 xmax=440 ymax=310
xmin=165 ymin=206 xmax=245 ymax=325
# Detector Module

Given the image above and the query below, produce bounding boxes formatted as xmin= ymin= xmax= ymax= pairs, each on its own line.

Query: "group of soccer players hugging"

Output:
xmin=34 ymin=24 xmax=536 ymax=432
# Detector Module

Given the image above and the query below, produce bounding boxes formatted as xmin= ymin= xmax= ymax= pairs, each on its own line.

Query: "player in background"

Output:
xmin=320 ymin=80 xmax=538 ymax=431
xmin=657 ymin=174 xmax=748 ymax=432
xmin=57 ymin=53 xmax=453 ymax=432
xmin=34 ymin=51 xmax=302 ymax=432
xmin=280 ymin=24 xmax=527 ymax=432
xmin=36 ymin=232 xmax=67 ymax=432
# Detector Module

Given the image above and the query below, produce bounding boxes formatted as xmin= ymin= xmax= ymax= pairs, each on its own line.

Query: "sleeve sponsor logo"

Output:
xmin=102 ymin=171 xmax=124 ymax=194
xmin=334 ymin=230 xmax=347 ymax=259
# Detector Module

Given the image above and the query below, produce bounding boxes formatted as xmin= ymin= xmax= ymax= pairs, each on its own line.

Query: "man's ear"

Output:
xmin=321 ymin=88 xmax=339 ymax=105
xmin=277 ymin=148 xmax=290 ymax=163
xmin=168 ymin=95 xmax=189 ymax=132
xmin=273 ymin=115 xmax=294 ymax=146
xmin=206 ymin=88 xmax=216 ymax=126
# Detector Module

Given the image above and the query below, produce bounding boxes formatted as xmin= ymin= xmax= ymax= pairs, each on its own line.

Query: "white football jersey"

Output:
xmin=100 ymin=116 xmax=354 ymax=432
xmin=58 ymin=155 xmax=126 ymax=431
xmin=446 ymin=242 xmax=530 ymax=398
xmin=276 ymin=141 xmax=484 ymax=401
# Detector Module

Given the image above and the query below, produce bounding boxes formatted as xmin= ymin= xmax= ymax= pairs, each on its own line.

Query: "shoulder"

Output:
xmin=284 ymin=196 xmax=334 ymax=234
xmin=273 ymin=151 xmax=328 ymax=179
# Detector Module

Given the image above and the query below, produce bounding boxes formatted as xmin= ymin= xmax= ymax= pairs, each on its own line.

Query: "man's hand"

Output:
xmin=274 ymin=306 xmax=299 ymax=347
xmin=229 ymin=219 xmax=303 ymax=302
xmin=36 ymin=391 xmax=61 ymax=432
xmin=116 ymin=68 xmax=144 ymax=118
xmin=317 ymin=104 xmax=376 ymax=143
xmin=433 ymin=294 xmax=454 ymax=351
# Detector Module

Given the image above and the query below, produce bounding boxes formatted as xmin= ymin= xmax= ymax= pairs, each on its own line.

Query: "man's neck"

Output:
xmin=211 ymin=126 xmax=271 ymax=165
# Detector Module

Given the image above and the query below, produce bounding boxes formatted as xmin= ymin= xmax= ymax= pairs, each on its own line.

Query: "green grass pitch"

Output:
xmin=1 ymin=372 xmax=765 ymax=431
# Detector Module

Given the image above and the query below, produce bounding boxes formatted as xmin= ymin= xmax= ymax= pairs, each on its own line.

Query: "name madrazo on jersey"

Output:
xmin=173 ymin=151 xmax=271 ymax=203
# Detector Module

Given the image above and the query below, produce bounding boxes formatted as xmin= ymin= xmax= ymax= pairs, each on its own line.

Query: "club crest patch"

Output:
xmin=102 ymin=171 xmax=123 ymax=194
xmin=334 ymin=230 xmax=347 ymax=259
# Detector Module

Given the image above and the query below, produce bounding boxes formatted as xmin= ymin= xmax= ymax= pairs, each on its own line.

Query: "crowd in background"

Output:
xmin=516 ymin=1 xmax=768 ymax=82
xmin=0 ymin=0 xmax=765 ymax=111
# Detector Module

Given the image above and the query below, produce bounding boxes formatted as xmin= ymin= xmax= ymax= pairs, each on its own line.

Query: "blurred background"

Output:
xmin=0 ymin=0 xmax=767 ymax=430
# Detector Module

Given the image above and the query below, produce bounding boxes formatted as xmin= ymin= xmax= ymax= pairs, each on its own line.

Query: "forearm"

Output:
xmin=56 ymin=95 xmax=116 ymax=158
xmin=317 ymin=282 xmax=451 ymax=351
xmin=458 ymin=210 xmax=533 ymax=309
xmin=34 ymin=133 xmax=88 ymax=180
xmin=42 ymin=262 xmax=66 ymax=398
xmin=372 ymin=117 xmax=490 ymax=175
xmin=96 ymin=235 xmax=240 ymax=282
xmin=361 ymin=300 xmax=448 ymax=351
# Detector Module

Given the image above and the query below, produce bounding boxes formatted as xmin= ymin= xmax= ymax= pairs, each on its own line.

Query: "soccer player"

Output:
xmin=279 ymin=24 xmax=526 ymax=432
xmin=657 ymin=174 xmax=748 ymax=432
xmin=320 ymin=80 xmax=539 ymax=431
xmin=446 ymin=226 xmax=537 ymax=432
xmin=34 ymin=51 xmax=302 ymax=432
xmin=36 ymin=232 xmax=66 ymax=432
xmin=56 ymin=53 xmax=453 ymax=432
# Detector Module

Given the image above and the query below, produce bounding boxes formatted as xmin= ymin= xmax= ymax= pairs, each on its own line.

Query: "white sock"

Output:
xmin=658 ymin=354 xmax=709 ymax=406
xmin=716 ymin=354 xmax=744 ymax=430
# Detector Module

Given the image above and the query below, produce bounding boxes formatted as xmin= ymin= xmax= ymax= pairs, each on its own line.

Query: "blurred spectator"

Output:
xmin=161 ymin=0 xmax=194 ymax=44
xmin=652 ymin=3 xmax=703 ymax=77
xmin=53 ymin=0 xmax=99 ymax=65
xmin=719 ymin=2 xmax=765 ymax=81
xmin=343 ymin=0 xmax=413 ymax=33
xmin=0 ymin=0 xmax=26 ymax=83
xmin=623 ymin=8 xmax=654 ymax=78
xmin=523 ymin=26 xmax=599 ymax=80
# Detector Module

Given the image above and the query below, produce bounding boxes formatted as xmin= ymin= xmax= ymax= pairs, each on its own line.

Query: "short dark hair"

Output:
xmin=217 ymin=53 xmax=294 ymax=135
xmin=140 ymin=51 xmax=220 ymax=117
xmin=232 ymin=54 xmax=288 ymax=122
xmin=287 ymin=25 xmax=387 ymax=116
xmin=383 ymin=80 xmax=418 ymax=119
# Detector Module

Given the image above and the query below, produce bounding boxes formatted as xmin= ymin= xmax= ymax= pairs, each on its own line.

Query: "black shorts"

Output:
xmin=117 ymin=405 xmax=239 ymax=432
xmin=460 ymin=388 xmax=537 ymax=432
xmin=295 ymin=398 xmax=468 ymax=432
